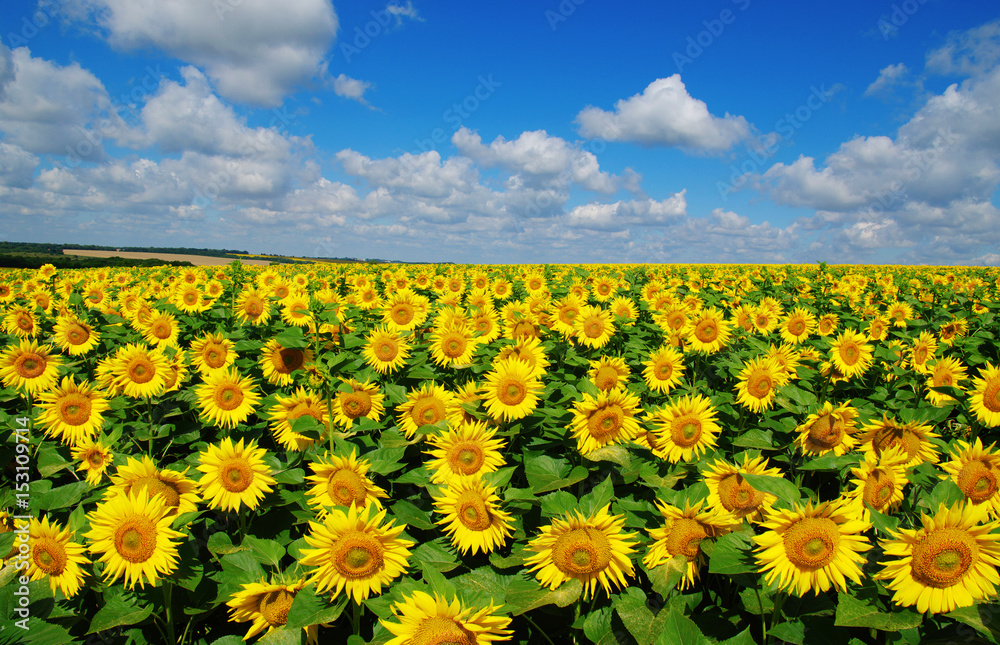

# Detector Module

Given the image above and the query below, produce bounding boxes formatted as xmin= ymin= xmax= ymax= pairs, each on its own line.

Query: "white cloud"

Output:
xmin=332 ymin=74 xmax=372 ymax=105
xmin=0 ymin=143 xmax=39 ymax=188
xmin=564 ymin=192 xmax=686 ymax=231
xmin=575 ymin=75 xmax=755 ymax=152
xmin=926 ymin=19 xmax=1000 ymax=76
xmin=62 ymin=0 xmax=338 ymax=106
xmin=864 ymin=63 xmax=910 ymax=97
xmin=386 ymin=2 xmax=422 ymax=25
xmin=337 ymin=149 xmax=478 ymax=198
xmin=452 ymin=127 xmax=618 ymax=193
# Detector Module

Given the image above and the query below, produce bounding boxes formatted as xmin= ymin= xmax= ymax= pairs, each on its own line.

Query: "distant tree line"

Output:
xmin=0 ymin=254 xmax=193 ymax=270
xmin=0 ymin=242 xmax=249 ymax=257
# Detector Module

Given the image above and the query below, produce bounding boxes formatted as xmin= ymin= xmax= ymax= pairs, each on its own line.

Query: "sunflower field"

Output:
xmin=2 ymin=261 xmax=1000 ymax=645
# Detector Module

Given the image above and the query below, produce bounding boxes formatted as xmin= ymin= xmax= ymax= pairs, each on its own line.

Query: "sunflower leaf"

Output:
xmin=35 ymin=480 xmax=88 ymax=511
xmin=707 ymin=530 xmax=757 ymax=576
xmin=285 ymin=585 xmax=349 ymax=630
xmin=524 ymin=452 xmax=589 ymax=493
xmin=833 ymin=591 xmax=922 ymax=631
xmin=646 ymin=555 xmax=688 ymax=597
xmin=740 ymin=473 xmax=801 ymax=507
xmin=87 ymin=595 xmax=154 ymax=634
xmin=504 ymin=575 xmax=582 ymax=616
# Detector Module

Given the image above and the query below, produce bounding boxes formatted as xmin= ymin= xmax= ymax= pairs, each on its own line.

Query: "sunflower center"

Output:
xmin=512 ymin=320 xmax=536 ymax=337
xmin=655 ymin=360 xmax=674 ymax=380
xmin=66 ymin=324 xmax=89 ymax=344
xmin=911 ymin=528 xmax=976 ymax=588
xmin=340 ymin=391 xmax=372 ymax=419
xmin=583 ymin=319 xmax=604 ymax=339
xmin=594 ymin=366 xmax=620 ymax=391
xmin=666 ymin=518 xmax=707 ymax=561
xmin=16 ymin=315 xmax=33 ymax=331
xmin=246 ymin=299 xmax=264 ymax=317
xmin=497 ymin=378 xmax=527 ymax=406
xmin=327 ymin=469 xmax=367 ymax=507
xmin=871 ymin=428 xmax=920 ymax=464
xmin=983 ymin=381 xmax=1000 ymax=412
xmin=788 ymin=319 xmax=805 ymax=335
xmin=717 ymin=474 xmax=765 ymax=512
xmin=750 ymin=371 xmax=773 ymax=398
xmin=862 ymin=469 xmax=895 ymax=510
xmin=456 ymin=490 xmax=492 ymax=531
xmin=441 ymin=333 xmax=467 ymax=359
xmin=413 ymin=398 xmax=446 ymax=426
xmin=448 ymin=444 xmax=484 ymax=476
xmin=214 ymin=384 xmax=244 ymax=411
xmin=333 ymin=533 xmax=384 ymax=579
xmin=128 ymin=357 xmax=155 ymax=384
xmin=840 ymin=343 xmax=860 ymax=365
xmin=203 ymin=344 xmax=227 ymax=369
xmin=551 ymin=527 xmax=612 ymax=576
xmin=411 ymin=616 xmax=477 ymax=645
xmin=391 ymin=304 xmax=414 ymax=325
xmin=114 ymin=517 xmax=158 ymax=563
xmin=783 ymin=517 xmax=840 ymax=571
xmin=87 ymin=450 xmax=106 ymax=467
xmin=132 ymin=476 xmax=182 ymax=509
xmin=670 ymin=416 xmax=702 ymax=447
xmin=806 ymin=414 xmax=844 ymax=450
xmin=58 ymin=393 xmax=92 ymax=426
xmin=957 ymin=460 xmax=999 ymax=503
xmin=16 ymin=353 xmax=46 ymax=378
xmin=587 ymin=404 xmax=625 ymax=442
xmin=32 ymin=537 xmax=68 ymax=575
xmin=375 ymin=340 xmax=398 ymax=362
xmin=220 ymin=459 xmax=253 ymax=493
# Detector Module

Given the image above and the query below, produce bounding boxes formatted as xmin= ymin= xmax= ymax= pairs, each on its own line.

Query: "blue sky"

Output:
xmin=1 ymin=0 xmax=998 ymax=264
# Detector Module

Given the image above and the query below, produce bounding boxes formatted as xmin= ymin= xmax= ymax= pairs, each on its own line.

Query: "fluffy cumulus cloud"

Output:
xmin=0 ymin=143 xmax=39 ymax=188
xmin=564 ymin=193 xmax=687 ymax=231
xmin=575 ymin=75 xmax=755 ymax=152
xmin=926 ymin=19 xmax=1000 ymax=76
xmin=331 ymin=74 xmax=372 ymax=104
xmin=61 ymin=0 xmax=338 ymax=106
xmin=864 ymin=63 xmax=911 ymax=97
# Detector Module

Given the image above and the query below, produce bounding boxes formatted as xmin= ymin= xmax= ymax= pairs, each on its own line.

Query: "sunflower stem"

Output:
xmin=523 ymin=612 xmax=557 ymax=645
xmin=754 ymin=586 xmax=767 ymax=643
xmin=163 ymin=581 xmax=177 ymax=644
xmin=352 ymin=600 xmax=363 ymax=637
xmin=147 ymin=397 xmax=155 ymax=455
xmin=768 ymin=590 xmax=786 ymax=643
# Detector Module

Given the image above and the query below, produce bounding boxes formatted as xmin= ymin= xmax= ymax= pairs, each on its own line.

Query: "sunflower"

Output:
xmin=703 ymin=455 xmax=782 ymax=524
xmin=280 ymin=292 xmax=313 ymax=328
xmin=381 ymin=590 xmax=513 ymax=645
xmin=174 ymin=284 xmax=211 ymax=313
xmin=938 ymin=318 xmax=968 ymax=346
xmin=794 ymin=401 xmax=859 ymax=457
xmin=195 ymin=367 xmax=260 ymax=429
xmin=27 ymin=516 xmax=89 ymax=598
xmin=85 ymin=490 xmax=183 ymax=589
xmin=362 ymin=326 xmax=411 ymax=375
xmin=647 ymin=394 xmax=720 ymax=463
xmin=610 ymin=296 xmax=638 ymax=323
xmin=0 ymin=339 xmax=62 ymax=396
xmin=731 ymin=303 xmax=756 ymax=333
xmin=876 ymin=502 xmax=1000 ymax=614
xmin=828 ymin=329 xmax=874 ymax=380
xmin=382 ymin=289 xmax=429 ymax=332
xmin=306 ymin=450 xmax=388 ymax=514
xmin=589 ymin=356 xmax=630 ymax=392
xmin=971 ymin=362 xmax=1000 ymax=427
xmin=432 ymin=476 xmax=514 ymax=555
xmin=843 ymin=445 xmax=910 ymax=522
xmin=568 ymin=388 xmax=642 ymax=455
xmin=643 ymin=500 xmax=735 ymax=590
xmin=35 ymin=376 xmax=109 ymax=446
xmin=866 ymin=315 xmax=891 ymax=342
xmin=940 ymin=439 xmax=1000 ymax=518
xmin=235 ymin=287 xmax=273 ymax=326
xmin=573 ymin=305 xmax=615 ymax=349
xmin=751 ymin=305 xmax=780 ymax=335
xmin=753 ymin=499 xmax=871 ymax=597
xmin=525 ymin=505 xmax=638 ymax=599
xmin=3 ymin=304 xmax=39 ymax=338
xmin=550 ymin=294 xmax=585 ymax=338
xmin=197 ymin=437 xmax=277 ymax=512
xmin=227 ymin=579 xmax=318 ymax=643
xmin=765 ymin=343 xmax=801 ymax=381
xmin=52 ymin=316 xmax=101 ymax=355
xmin=332 ymin=379 xmax=385 ymax=429
xmin=109 ymin=343 xmax=168 ymax=399
xmin=71 ymin=437 xmax=113 ymax=486
xmin=106 ymin=455 xmax=200 ymax=516
xmin=779 ymin=307 xmax=816 ymax=345
xmin=734 ymin=356 xmax=789 ymax=414
xmin=817 ymin=313 xmax=839 ymax=337
xmin=299 ymin=504 xmax=413 ymax=603
xmin=642 ymin=346 xmax=685 ymax=395
xmin=468 ymin=308 xmax=502 ymax=344
xmin=924 ymin=356 xmax=968 ymax=406
xmin=260 ymin=339 xmax=314 ymax=386
xmin=684 ymin=307 xmax=732 ymax=354
xmin=396 ymin=382 xmax=458 ymax=438
xmin=858 ymin=415 xmax=940 ymax=468
xmin=887 ymin=301 xmax=913 ymax=327
xmin=481 ymin=358 xmax=543 ymax=422
xmin=494 ymin=335 xmax=550 ymax=379
xmin=140 ymin=311 xmax=180 ymax=348
xmin=425 ymin=421 xmax=508 ymax=484
xmin=908 ymin=331 xmax=939 ymax=374
xmin=429 ymin=323 xmax=481 ymax=368
xmin=189 ymin=332 xmax=236 ymax=375
xmin=267 ymin=388 xmax=326 ymax=451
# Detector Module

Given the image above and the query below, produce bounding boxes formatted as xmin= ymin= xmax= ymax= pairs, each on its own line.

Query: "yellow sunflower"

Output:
xmin=71 ymin=437 xmax=114 ymax=486
xmin=734 ymin=356 xmax=789 ymax=414
xmin=396 ymin=382 xmax=458 ymax=438
xmin=550 ymin=294 xmax=585 ymax=338
xmin=234 ymin=287 xmax=273 ymax=326
xmin=751 ymin=305 xmax=780 ymax=335
xmin=644 ymin=500 xmax=735 ymax=590
xmin=843 ymin=445 xmax=910 ymax=522
xmin=642 ymin=346 xmax=685 ymax=395
xmin=195 ymin=367 xmax=260 ymax=429
xmin=227 ymin=579 xmax=318 ymax=643
xmin=684 ymin=307 xmax=732 ymax=354
xmin=647 ymin=393 xmax=720 ymax=463
xmin=588 ymin=356 xmax=630 ymax=392
xmin=0 ymin=339 xmax=63 ymax=396
xmin=424 ymin=420 xmax=507 ymax=484
xmin=924 ymin=356 xmax=968 ymax=406
xmin=3 ymin=304 xmax=39 ymax=338
xmin=196 ymin=437 xmax=277 ymax=512
xmin=382 ymin=289 xmax=429 ymax=332
xmin=494 ymin=335 xmax=550 ymax=379
xmin=432 ymin=476 xmax=514 ymax=555
xmin=753 ymin=499 xmax=871 ymax=597
xmin=877 ymin=502 xmax=1000 ymax=614
xmin=363 ymin=326 xmax=412 ymax=375
xmin=35 ymin=376 xmax=109 ymax=446
xmin=52 ymin=316 xmax=101 ymax=355
xmin=573 ymin=305 xmax=615 ymax=349
xmin=703 ymin=454 xmax=782 ymax=524
xmin=280 ymin=292 xmax=313 ymax=328
xmin=260 ymin=339 xmax=314 ymax=386
xmin=610 ymin=295 xmax=638 ymax=323
xmin=306 ymin=450 xmax=388 ymax=514
xmin=85 ymin=490 xmax=183 ymax=589
xmin=971 ymin=362 xmax=1000 ymax=427
xmin=27 ymin=515 xmax=89 ymax=598
xmin=940 ymin=439 xmax=1000 ymax=518
xmin=140 ymin=311 xmax=180 ymax=348
xmin=299 ymin=504 xmax=413 ymax=603
xmin=332 ymin=378 xmax=385 ymax=429
xmin=569 ymin=388 xmax=642 ymax=455
xmin=109 ymin=343 xmax=168 ymax=399
xmin=829 ymin=329 xmax=874 ymax=379
xmin=817 ymin=313 xmax=839 ymax=337
xmin=938 ymin=318 xmax=968 ymax=346
xmin=381 ymin=591 xmax=513 ymax=645
xmin=481 ymin=357 xmax=543 ymax=422
xmin=908 ymin=331 xmax=938 ymax=374
xmin=765 ymin=343 xmax=801 ymax=381
xmin=858 ymin=415 xmax=940 ymax=468
xmin=429 ymin=323 xmax=481 ymax=368
xmin=525 ymin=504 xmax=638 ymax=599
xmin=794 ymin=401 xmax=859 ymax=456
xmin=189 ymin=332 xmax=236 ymax=375
xmin=106 ymin=455 xmax=200 ymax=516
xmin=779 ymin=307 xmax=816 ymax=344
xmin=268 ymin=387 xmax=327 ymax=451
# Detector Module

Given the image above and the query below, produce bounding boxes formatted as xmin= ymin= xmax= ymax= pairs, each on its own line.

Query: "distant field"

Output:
xmin=63 ymin=249 xmax=272 ymax=266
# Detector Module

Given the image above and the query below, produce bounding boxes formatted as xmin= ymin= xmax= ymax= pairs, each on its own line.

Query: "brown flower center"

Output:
xmin=220 ymin=459 xmax=253 ymax=493
xmin=258 ymin=589 xmax=295 ymax=627
xmin=586 ymin=404 xmax=625 ymax=442
xmin=326 ymin=469 xmax=367 ymax=507
xmin=717 ymin=473 xmax=765 ymax=512
xmin=551 ymin=527 xmax=612 ymax=576
xmin=16 ymin=353 xmax=46 ymax=378
xmin=114 ymin=517 xmax=158 ymax=563
xmin=670 ymin=415 xmax=702 ymax=447
xmin=957 ymin=460 xmax=999 ymax=503
xmin=665 ymin=518 xmax=707 ymax=561
xmin=861 ymin=468 xmax=895 ymax=510
xmin=910 ymin=528 xmax=976 ymax=588
xmin=333 ymin=533 xmax=384 ymax=579
xmin=782 ymin=517 xmax=840 ymax=571
xmin=448 ymin=443 xmax=485 ymax=476
xmin=456 ymin=490 xmax=492 ymax=531
xmin=132 ymin=476 xmax=181 ymax=509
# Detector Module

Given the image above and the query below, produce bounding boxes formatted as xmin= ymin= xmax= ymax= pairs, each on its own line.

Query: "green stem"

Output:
xmin=754 ymin=587 xmax=767 ymax=644
xmin=147 ymin=397 xmax=155 ymax=455
xmin=523 ymin=613 xmax=557 ymax=645
xmin=352 ymin=600 xmax=363 ymax=637
xmin=768 ymin=590 xmax=786 ymax=644
xmin=163 ymin=582 xmax=176 ymax=644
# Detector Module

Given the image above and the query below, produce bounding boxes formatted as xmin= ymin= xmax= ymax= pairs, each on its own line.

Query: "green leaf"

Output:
xmin=654 ymin=605 xmax=711 ymax=645
xmin=35 ymin=481 xmax=89 ymax=511
xmin=420 ymin=563 xmax=457 ymax=598
xmin=36 ymin=443 xmax=71 ymax=477
xmin=740 ymin=473 xmax=801 ymax=506
xmin=583 ymin=606 xmax=619 ymax=645
xmin=731 ymin=429 xmax=774 ymax=449
xmin=833 ymin=592 xmax=923 ymax=631
xmin=87 ymin=596 xmax=154 ymax=634
xmin=242 ymin=536 xmax=286 ymax=568
xmin=0 ymin=533 xmax=16 ymax=560
xmin=708 ymin=531 xmax=757 ymax=576
xmin=391 ymin=500 xmax=436 ymax=530
xmin=766 ymin=620 xmax=804 ymax=645
xmin=579 ymin=476 xmax=614 ymax=516
xmin=945 ymin=604 xmax=1000 ymax=640
xmin=285 ymin=585 xmax=348 ymax=630
xmin=275 ymin=328 xmax=310 ymax=349
xmin=504 ymin=576 xmax=582 ymax=616
xmin=208 ymin=532 xmax=243 ymax=556
xmin=365 ymin=445 xmax=407 ymax=475
xmin=798 ymin=453 xmax=860 ymax=472
xmin=524 ymin=453 xmax=589 ymax=493
xmin=451 ymin=567 xmax=515 ymax=608
xmin=924 ymin=479 xmax=965 ymax=511
xmin=615 ymin=587 xmax=691 ymax=645
xmin=866 ymin=504 xmax=900 ymax=536
xmin=540 ymin=491 xmax=578 ymax=518
xmin=583 ymin=444 xmax=633 ymax=468
xmin=646 ymin=555 xmax=688 ymax=597
xmin=719 ymin=627 xmax=758 ymax=645
xmin=412 ymin=538 xmax=459 ymax=573
xmin=257 ymin=626 xmax=303 ymax=645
